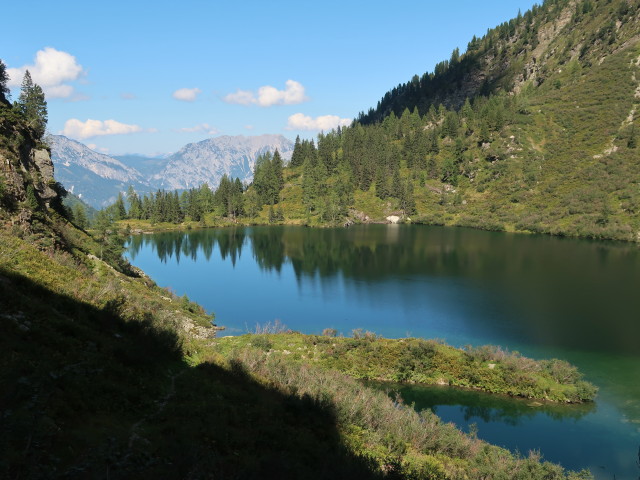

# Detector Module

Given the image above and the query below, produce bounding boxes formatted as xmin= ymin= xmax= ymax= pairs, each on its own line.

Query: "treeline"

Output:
xmin=96 ymin=150 xmax=288 ymax=225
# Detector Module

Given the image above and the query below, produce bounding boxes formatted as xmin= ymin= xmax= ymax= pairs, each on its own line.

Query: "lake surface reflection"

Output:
xmin=127 ymin=225 xmax=640 ymax=479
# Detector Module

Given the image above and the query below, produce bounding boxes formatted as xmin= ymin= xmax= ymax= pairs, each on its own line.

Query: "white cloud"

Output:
xmin=120 ymin=92 xmax=136 ymax=100
xmin=223 ymin=80 xmax=308 ymax=107
xmin=223 ymin=89 xmax=255 ymax=105
xmin=244 ymin=124 xmax=254 ymax=130
xmin=172 ymin=87 xmax=201 ymax=101
xmin=62 ymin=119 xmax=143 ymax=139
xmin=286 ymin=113 xmax=351 ymax=131
xmin=7 ymin=47 xmax=84 ymax=99
xmin=177 ymin=123 xmax=219 ymax=135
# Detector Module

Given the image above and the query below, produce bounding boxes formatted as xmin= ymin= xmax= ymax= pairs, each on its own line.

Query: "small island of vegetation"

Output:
xmin=210 ymin=328 xmax=597 ymax=404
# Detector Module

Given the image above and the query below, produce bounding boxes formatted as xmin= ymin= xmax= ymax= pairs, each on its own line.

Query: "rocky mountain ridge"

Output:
xmin=48 ymin=134 xmax=294 ymax=208
xmin=152 ymin=134 xmax=294 ymax=191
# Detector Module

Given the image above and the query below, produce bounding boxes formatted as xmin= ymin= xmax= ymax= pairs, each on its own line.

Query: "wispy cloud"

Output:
xmin=172 ymin=87 xmax=201 ymax=101
xmin=286 ymin=113 xmax=351 ymax=131
xmin=223 ymin=80 xmax=308 ymax=107
xmin=62 ymin=118 xmax=143 ymax=139
xmin=176 ymin=123 xmax=219 ymax=135
xmin=7 ymin=47 xmax=85 ymax=99
xmin=120 ymin=92 xmax=136 ymax=100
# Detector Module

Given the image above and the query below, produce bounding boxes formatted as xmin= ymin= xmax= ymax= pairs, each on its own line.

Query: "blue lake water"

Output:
xmin=127 ymin=224 xmax=640 ymax=479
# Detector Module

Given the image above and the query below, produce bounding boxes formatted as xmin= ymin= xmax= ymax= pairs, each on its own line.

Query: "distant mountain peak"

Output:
xmin=152 ymin=134 xmax=294 ymax=191
xmin=48 ymin=134 xmax=294 ymax=207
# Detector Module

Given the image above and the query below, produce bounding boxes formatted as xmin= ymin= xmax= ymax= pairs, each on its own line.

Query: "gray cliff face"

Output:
xmin=152 ymin=135 xmax=294 ymax=190
xmin=48 ymin=134 xmax=295 ymax=208
xmin=31 ymin=149 xmax=57 ymax=204
xmin=0 ymin=115 xmax=58 ymax=228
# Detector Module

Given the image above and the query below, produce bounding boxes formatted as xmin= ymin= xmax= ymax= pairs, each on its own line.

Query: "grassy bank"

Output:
xmin=211 ymin=332 xmax=597 ymax=403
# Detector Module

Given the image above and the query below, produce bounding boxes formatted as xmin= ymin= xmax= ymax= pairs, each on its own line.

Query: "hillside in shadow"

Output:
xmin=0 ymin=268 xmax=383 ymax=479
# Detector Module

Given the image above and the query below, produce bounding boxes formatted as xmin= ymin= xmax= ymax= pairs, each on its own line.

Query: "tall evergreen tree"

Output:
xmin=16 ymin=70 xmax=48 ymax=139
xmin=127 ymin=186 xmax=142 ymax=219
xmin=290 ymin=135 xmax=304 ymax=167
xmin=73 ymin=203 xmax=88 ymax=230
xmin=114 ymin=192 xmax=127 ymax=220
xmin=0 ymin=59 xmax=10 ymax=103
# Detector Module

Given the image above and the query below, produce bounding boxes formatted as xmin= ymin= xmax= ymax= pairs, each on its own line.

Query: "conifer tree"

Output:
xmin=0 ymin=59 xmax=10 ymax=103
xmin=25 ymin=184 xmax=40 ymax=211
xmin=244 ymin=187 xmax=262 ymax=218
xmin=16 ymin=70 xmax=48 ymax=139
xmin=73 ymin=203 xmax=88 ymax=229
xmin=127 ymin=186 xmax=142 ymax=219
xmin=400 ymin=179 xmax=417 ymax=216
xmin=114 ymin=192 xmax=127 ymax=220
xmin=290 ymin=135 xmax=304 ymax=167
xmin=391 ymin=169 xmax=403 ymax=198
xmin=272 ymin=149 xmax=284 ymax=193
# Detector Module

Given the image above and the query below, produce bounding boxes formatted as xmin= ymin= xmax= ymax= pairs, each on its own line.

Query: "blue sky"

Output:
xmin=2 ymin=0 xmax=539 ymax=156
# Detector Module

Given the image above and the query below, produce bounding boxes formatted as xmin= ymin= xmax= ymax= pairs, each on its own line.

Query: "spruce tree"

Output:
xmin=25 ymin=184 xmax=40 ymax=211
xmin=272 ymin=149 xmax=284 ymax=194
xmin=290 ymin=135 xmax=304 ymax=167
xmin=114 ymin=192 xmax=127 ymax=220
xmin=0 ymin=59 xmax=10 ymax=103
xmin=73 ymin=203 xmax=88 ymax=229
xmin=127 ymin=186 xmax=142 ymax=219
xmin=16 ymin=70 xmax=48 ymax=139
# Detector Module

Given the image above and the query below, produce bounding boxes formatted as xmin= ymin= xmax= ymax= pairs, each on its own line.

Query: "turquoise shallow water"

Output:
xmin=127 ymin=225 xmax=640 ymax=479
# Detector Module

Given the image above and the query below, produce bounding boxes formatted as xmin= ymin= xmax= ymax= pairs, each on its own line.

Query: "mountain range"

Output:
xmin=48 ymin=134 xmax=294 ymax=208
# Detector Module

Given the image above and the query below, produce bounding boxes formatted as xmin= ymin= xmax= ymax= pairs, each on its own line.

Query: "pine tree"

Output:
xmin=375 ymin=166 xmax=390 ymax=200
xmin=391 ymin=169 xmax=403 ymax=198
xmin=73 ymin=203 xmax=88 ymax=229
xmin=0 ymin=59 xmax=10 ymax=103
xmin=114 ymin=192 xmax=127 ymax=220
xmin=127 ymin=186 xmax=142 ymax=219
xmin=198 ymin=183 xmax=215 ymax=213
xmin=272 ymin=149 xmax=284 ymax=194
xmin=400 ymin=179 xmax=417 ymax=216
xmin=16 ymin=70 xmax=48 ymax=139
xmin=25 ymin=184 xmax=40 ymax=211
xmin=290 ymin=135 xmax=304 ymax=167
xmin=443 ymin=111 xmax=459 ymax=138
xmin=244 ymin=187 xmax=262 ymax=218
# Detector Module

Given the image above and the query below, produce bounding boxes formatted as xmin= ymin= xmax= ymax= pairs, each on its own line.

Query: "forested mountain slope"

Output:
xmin=269 ymin=0 xmax=640 ymax=241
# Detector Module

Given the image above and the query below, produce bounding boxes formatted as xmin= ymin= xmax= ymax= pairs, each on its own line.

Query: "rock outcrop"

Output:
xmin=0 ymin=106 xmax=58 ymax=225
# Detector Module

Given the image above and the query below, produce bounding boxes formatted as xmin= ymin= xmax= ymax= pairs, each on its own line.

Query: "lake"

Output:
xmin=127 ymin=224 xmax=640 ymax=479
